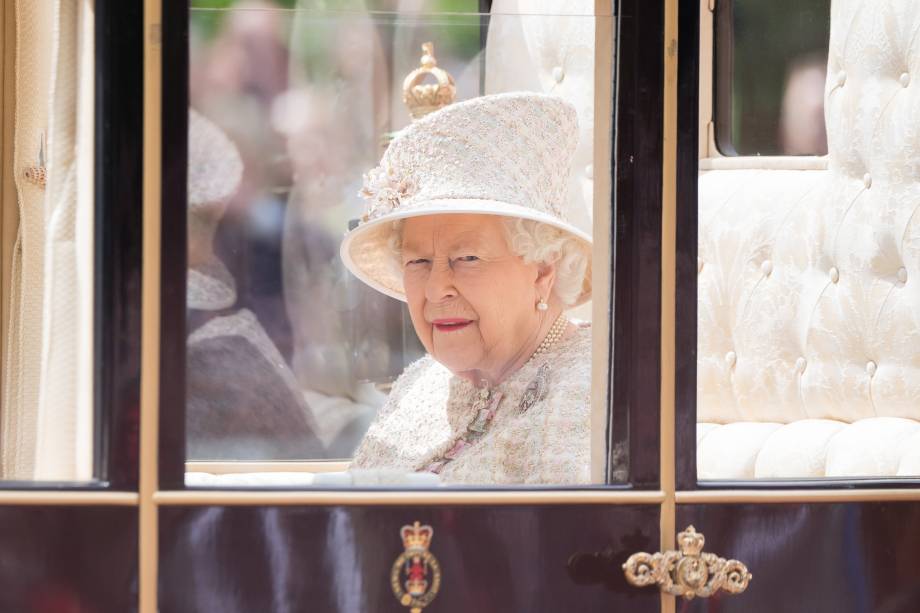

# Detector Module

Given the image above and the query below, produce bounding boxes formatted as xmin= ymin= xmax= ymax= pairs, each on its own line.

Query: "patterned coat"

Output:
xmin=351 ymin=324 xmax=592 ymax=485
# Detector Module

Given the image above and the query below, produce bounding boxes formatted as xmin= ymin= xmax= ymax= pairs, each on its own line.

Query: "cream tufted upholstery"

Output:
xmin=698 ymin=0 xmax=920 ymax=478
xmin=485 ymin=0 xmax=596 ymax=237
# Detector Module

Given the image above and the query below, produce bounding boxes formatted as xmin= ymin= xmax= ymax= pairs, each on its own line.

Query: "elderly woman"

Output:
xmin=340 ymin=93 xmax=593 ymax=485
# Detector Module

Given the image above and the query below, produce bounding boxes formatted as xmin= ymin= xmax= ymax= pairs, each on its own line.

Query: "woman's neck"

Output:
xmin=459 ymin=308 xmax=571 ymax=388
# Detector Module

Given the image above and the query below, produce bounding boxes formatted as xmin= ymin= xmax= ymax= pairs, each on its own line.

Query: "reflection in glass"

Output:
xmin=186 ymin=1 xmax=608 ymax=486
xmin=718 ymin=0 xmax=830 ymax=156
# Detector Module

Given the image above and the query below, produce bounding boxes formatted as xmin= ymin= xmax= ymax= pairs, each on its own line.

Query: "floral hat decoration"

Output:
xmin=340 ymin=92 xmax=593 ymax=307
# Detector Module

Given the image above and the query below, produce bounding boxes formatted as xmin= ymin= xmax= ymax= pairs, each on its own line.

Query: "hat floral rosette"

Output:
xmin=340 ymin=92 xmax=593 ymax=307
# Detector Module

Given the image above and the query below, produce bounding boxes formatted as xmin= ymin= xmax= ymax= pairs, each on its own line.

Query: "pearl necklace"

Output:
xmin=422 ymin=314 xmax=569 ymax=475
xmin=525 ymin=314 xmax=568 ymax=366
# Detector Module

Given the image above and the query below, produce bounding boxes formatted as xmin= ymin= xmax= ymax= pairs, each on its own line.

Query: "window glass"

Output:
xmin=186 ymin=2 xmax=615 ymax=487
xmin=699 ymin=0 xmax=920 ymax=480
xmin=0 ymin=2 xmax=97 ymax=481
xmin=715 ymin=0 xmax=830 ymax=156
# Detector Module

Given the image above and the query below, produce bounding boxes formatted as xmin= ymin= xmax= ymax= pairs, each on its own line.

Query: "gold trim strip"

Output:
xmin=154 ymin=490 xmax=667 ymax=506
xmin=676 ymin=489 xmax=920 ymax=504
xmin=0 ymin=491 xmax=138 ymax=505
xmin=660 ymin=1 xmax=679 ymax=612
xmin=0 ymin=0 xmax=17 ymax=407
xmin=698 ymin=0 xmax=713 ymax=159
xmin=589 ymin=1 xmax=614 ymax=484
xmin=140 ymin=1 xmax=162 ymax=611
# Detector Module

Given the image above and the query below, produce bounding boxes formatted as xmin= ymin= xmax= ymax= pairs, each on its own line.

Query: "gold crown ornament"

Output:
xmin=381 ymin=42 xmax=458 ymax=150
xmin=400 ymin=521 xmax=434 ymax=553
xmin=402 ymin=42 xmax=456 ymax=119
xmin=391 ymin=521 xmax=441 ymax=613
xmin=676 ymin=524 xmax=706 ymax=557
xmin=623 ymin=525 xmax=752 ymax=600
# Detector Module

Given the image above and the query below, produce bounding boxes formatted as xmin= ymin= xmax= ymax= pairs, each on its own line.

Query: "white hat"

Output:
xmin=187 ymin=109 xmax=244 ymax=311
xmin=340 ymin=92 xmax=592 ymax=306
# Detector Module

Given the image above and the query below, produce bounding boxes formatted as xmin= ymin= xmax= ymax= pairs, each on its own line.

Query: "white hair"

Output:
xmin=387 ymin=216 xmax=589 ymax=306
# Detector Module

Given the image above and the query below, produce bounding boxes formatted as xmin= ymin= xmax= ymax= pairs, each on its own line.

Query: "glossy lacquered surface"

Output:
xmin=674 ymin=0 xmax=700 ymax=491
xmin=610 ymin=0 xmax=664 ymax=487
xmin=678 ymin=503 xmax=920 ymax=613
xmin=0 ymin=506 xmax=137 ymax=612
xmin=158 ymin=0 xmax=189 ymax=490
xmin=159 ymin=504 xmax=659 ymax=612
xmin=95 ymin=0 xmax=144 ymax=489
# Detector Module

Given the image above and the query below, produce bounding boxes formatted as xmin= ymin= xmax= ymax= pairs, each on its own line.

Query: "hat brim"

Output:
xmin=339 ymin=198 xmax=593 ymax=308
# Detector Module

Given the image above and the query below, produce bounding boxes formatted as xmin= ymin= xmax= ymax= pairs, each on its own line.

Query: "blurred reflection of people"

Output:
xmin=276 ymin=5 xmax=393 ymax=456
xmin=779 ymin=53 xmax=828 ymax=155
xmin=190 ymin=1 xmax=294 ymax=358
xmin=186 ymin=110 xmax=325 ymax=461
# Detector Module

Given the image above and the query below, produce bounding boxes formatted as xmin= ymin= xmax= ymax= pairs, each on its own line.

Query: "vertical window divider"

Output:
xmin=140 ymin=0 xmax=164 ymax=610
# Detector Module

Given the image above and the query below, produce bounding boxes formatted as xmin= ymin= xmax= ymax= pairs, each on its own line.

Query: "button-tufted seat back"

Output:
xmin=697 ymin=0 xmax=920 ymax=478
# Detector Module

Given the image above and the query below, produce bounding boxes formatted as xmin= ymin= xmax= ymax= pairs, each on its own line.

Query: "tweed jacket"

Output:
xmin=351 ymin=324 xmax=591 ymax=484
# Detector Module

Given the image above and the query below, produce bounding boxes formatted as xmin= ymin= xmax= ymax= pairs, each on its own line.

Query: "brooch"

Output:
xmin=519 ymin=363 xmax=550 ymax=413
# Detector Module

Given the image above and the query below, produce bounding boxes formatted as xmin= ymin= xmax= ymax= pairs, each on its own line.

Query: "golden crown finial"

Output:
xmin=400 ymin=521 xmax=433 ymax=553
xmin=420 ymin=42 xmax=435 ymax=67
xmin=402 ymin=42 xmax=456 ymax=120
xmin=677 ymin=526 xmax=705 ymax=557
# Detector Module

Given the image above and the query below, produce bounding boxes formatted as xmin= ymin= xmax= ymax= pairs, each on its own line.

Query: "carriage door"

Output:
xmin=666 ymin=0 xmax=920 ymax=611
xmin=146 ymin=1 xmax=676 ymax=612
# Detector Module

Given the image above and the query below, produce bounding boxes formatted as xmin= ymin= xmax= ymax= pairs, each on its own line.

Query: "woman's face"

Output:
xmin=401 ymin=214 xmax=555 ymax=380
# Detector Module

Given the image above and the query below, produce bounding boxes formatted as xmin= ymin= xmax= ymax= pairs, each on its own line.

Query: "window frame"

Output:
xmin=711 ymin=0 xmax=832 ymax=158
xmin=160 ymin=1 xmax=665 ymax=492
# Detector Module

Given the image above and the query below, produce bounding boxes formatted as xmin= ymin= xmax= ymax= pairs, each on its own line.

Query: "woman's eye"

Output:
xmin=405 ymin=258 xmax=430 ymax=267
xmin=455 ymin=255 xmax=479 ymax=263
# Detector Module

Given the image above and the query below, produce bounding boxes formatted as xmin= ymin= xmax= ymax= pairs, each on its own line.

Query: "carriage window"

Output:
xmin=185 ymin=2 xmax=615 ymax=487
xmin=0 ymin=2 xmax=97 ymax=482
xmin=698 ymin=0 xmax=920 ymax=480
xmin=714 ymin=0 xmax=830 ymax=156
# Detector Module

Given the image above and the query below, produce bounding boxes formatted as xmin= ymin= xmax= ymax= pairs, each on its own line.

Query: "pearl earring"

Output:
xmin=536 ymin=298 xmax=549 ymax=311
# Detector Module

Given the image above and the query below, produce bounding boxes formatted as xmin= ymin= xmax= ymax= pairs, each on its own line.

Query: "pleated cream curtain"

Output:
xmin=2 ymin=0 xmax=94 ymax=480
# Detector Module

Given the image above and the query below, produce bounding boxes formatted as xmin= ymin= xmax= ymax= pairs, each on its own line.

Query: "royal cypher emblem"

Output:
xmin=391 ymin=521 xmax=442 ymax=613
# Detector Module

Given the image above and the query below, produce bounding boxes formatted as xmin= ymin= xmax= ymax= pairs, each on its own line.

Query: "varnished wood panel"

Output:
xmin=0 ymin=506 xmax=137 ymax=612
xmin=95 ymin=0 xmax=144 ymax=489
xmin=678 ymin=503 xmax=920 ymax=613
xmin=159 ymin=504 xmax=660 ymax=612
xmin=157 ymin=0 xmax=188 ymax=491
xmin=674 ymin=0 xmax=700 ymax=492
xmin=611 ymin=0 xmax=665 ymax=488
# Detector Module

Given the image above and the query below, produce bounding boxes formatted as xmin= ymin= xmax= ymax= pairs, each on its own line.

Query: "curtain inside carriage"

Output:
xmin=2 ymin=0 xmax=94 ymax=480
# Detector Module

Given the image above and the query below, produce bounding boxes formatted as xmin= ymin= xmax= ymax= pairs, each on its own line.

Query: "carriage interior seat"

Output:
xmin=697 ymin=0 xmax=920 ymax=478
xmin=185 ymin=0 xmax=920 ymax=486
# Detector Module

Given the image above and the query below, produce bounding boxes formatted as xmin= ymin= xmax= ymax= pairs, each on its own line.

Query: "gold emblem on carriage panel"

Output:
xmin=391 ymin=521 xmax=441 ymax=613
xmin=623 ymin=525 xmax=752 ymax=600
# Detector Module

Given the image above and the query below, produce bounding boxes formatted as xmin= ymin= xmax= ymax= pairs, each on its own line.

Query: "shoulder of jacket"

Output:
xmin=386 ymin=354 xmax=451 ymax=398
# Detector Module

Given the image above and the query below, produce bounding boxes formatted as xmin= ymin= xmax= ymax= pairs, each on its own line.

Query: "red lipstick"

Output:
xmin=431 ymin=318 xmax=472 ymax=332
